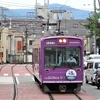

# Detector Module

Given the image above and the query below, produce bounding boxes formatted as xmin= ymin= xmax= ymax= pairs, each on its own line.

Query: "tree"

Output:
xmin=80 ymin=12 xmax=100 ymax=38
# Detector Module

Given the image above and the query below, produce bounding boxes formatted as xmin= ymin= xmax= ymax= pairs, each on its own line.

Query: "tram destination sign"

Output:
xmin=46 ymin=41 xmax=55 ymax=44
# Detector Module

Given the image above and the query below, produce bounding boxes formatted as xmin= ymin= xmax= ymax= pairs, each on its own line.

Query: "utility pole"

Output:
xmin=36 ymin=0 xmax=37 ymax=19
xmin=58 ymin=19 xmax=61 ymax=33
xmin=25 ymin=28 xmax=28 ymax=63
xmin=98 ymin=0 xmax=100 ymax=10
xmin=25 ymin=27 xmax=28 ymax=63
xmin=47 ymin=17 xmax=49 ymax=31
xmin=0 ymin=7 xmax=8 ymax=21
xmin=94 ymin=0 xmax=97 ymax=54
xmin=56 ymin=19 xmax=63 ymax=35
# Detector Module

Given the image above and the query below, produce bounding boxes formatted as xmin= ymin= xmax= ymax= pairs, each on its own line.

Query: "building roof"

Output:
xmin=8 ymin=28 xmax=23 ymax=37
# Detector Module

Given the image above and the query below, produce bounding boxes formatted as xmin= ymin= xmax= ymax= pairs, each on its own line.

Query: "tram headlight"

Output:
xmin=63 ymin=39 xmax=66 ymax=43
xmin=59 ymin=39 xmax=63 ymax=43
xmin=58 ymin=39 xmax=67 ymax=44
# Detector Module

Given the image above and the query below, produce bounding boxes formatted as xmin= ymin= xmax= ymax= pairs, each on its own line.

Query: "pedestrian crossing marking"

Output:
xmin=16 ymin=77 xmax=19 ymax=84
xmin=0 ymin=77 xmax=13 ymax=84
xmin=3 ymin=74 xmax=8 ymax=76
xmin=32 ymin=77 xmax=35 ymax=81
xmin=14 ymin=74 xmax=19 ymax=76
xmin=25 ymin=74 xmax=31 ymax=76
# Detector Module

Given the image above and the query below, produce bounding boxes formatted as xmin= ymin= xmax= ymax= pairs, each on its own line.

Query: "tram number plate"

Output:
xmin=60 ymin=90 xmax=66 ymax=92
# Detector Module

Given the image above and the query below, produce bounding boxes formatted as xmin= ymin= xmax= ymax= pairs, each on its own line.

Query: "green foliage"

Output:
xmin=80 ymin=12 xmax=100 ymax=38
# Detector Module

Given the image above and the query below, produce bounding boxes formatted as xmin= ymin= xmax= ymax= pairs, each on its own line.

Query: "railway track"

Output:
xmin=0 ymin=64 xmax=97 ymax=100
xmin=0 ymin=64 xmax=7 ymax=72
xmin=25 ymin=64 xmax=84 ymax=100
xmin=0 ymin=64 xmax=16 ymax=100
xmin=73 ymin=92 xmax=83 ymax=100
xmin=11 ymin=64 xmax=18 ymax=100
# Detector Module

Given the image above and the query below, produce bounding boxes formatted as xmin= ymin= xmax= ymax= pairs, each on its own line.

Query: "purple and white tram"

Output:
xmin=32 ymin=36 xmax=84 ymax=92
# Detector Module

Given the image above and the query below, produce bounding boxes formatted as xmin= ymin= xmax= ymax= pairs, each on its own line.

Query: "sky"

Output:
xmin=0 ymin=0 xmax=97 ymax=11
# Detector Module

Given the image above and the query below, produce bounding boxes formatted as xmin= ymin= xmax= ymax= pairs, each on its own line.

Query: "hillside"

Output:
xmin=0 ymin=3 xmax=90 ymax=20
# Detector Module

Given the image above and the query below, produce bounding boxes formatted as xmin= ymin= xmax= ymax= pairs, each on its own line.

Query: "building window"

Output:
xmin=29 ymin=40 xmax=32 ymax=45
xmin=73 ymin=24 xmax=78 ymax=28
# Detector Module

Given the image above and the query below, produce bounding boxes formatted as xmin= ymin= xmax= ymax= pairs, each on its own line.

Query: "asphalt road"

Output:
xmin=83 ymin=70 xmax=100 ymax=100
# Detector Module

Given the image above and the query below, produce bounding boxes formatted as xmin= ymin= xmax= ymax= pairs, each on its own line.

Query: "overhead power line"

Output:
xmin=0 ymin=1 xmax=35 ymax=8
xmin=59 ymin=0 xmax=69 ymax=10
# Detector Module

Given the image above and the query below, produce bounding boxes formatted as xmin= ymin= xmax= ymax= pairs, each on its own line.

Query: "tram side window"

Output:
xmin=33 ymin=48 xmax=39 ymax=64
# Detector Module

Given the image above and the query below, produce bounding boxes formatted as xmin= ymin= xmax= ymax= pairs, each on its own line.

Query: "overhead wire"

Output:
xmin=0 ymin=1 xmax=35 ymax=8
xmin=0 ymin=0 xmax=92 ymax=19
xmin=59 ymin=0 xmax=69 ymax=10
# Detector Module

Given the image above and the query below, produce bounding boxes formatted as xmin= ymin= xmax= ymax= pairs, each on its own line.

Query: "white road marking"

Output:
xmin=3 ymin=74 xmax=8 ymax=76
xmin=0 ymin=77 xmax=13 ymax=84
xmin=32 ymin=77 xmax=35 ymax=81
xmin=14 ymin=74 xmax=19 ymax=76
xmin=15 ymin=77 xmax=19 ymax=84
xmin=25 ymin=74 xmax=31 ymax=76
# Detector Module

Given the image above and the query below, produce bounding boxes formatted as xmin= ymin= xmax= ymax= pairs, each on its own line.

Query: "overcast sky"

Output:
xmin=0 ymin=0 xmax=97 ymax=11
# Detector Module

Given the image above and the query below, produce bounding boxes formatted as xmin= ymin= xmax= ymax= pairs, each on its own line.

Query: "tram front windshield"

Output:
xmin=44 ymin=47 xmax=81 ymax=68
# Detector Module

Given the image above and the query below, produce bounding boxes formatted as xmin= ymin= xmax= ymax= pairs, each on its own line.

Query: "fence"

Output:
xmin=9 ymin=55 xmax=24 ymax=64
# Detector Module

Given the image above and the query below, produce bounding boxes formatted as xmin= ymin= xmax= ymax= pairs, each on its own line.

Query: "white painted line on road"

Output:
xmin=16 ymin=77 xmax=19 ymax=84
xmin=25 ymin=74 xmax=31 ymax=76
xmin=14 ymin=74 xmax=19 ymax=76
xmin=3 ymin=74 xmax=8 ymax=76
xmin=32 ymin=77 xmax=35 ymax=81
xmin=0 ymin=77 xmax=13 ymax=84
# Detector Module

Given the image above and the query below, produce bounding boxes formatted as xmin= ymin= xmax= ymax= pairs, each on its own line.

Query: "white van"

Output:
xmin=87 ymin=54 xmax=100 ymax=60
xmin=85 ymin=59 xmax=100 ymax=84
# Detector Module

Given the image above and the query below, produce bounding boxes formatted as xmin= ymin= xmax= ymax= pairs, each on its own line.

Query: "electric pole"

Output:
xmin=0 ymin=7 xmax=8 ymax=21
xmin=94 ymin=0 xmax=97 ymax=54
xmin=25 ymin=28 xmax=28 ymax=63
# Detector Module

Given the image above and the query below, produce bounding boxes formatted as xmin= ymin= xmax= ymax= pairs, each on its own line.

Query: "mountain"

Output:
xmin=1 ymin=3 xmax=90 ymax=20
xmin=49 ymin=4 xmax=90 ymax=19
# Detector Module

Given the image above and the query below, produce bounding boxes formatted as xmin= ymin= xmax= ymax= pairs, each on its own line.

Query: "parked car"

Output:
xmin=85 ymin=59 xmax=100 ymax=85
xmin=84 ymin=57 xmax=87 ymax=69
xmin=87 ymin=54 xmax=100 ymax=60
